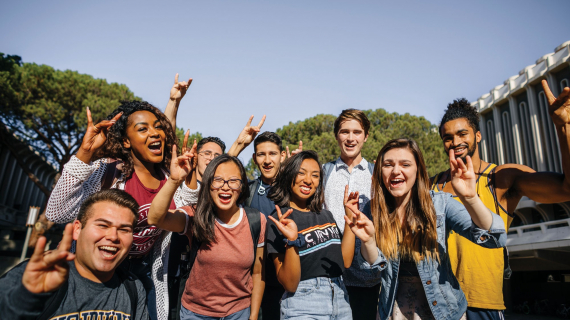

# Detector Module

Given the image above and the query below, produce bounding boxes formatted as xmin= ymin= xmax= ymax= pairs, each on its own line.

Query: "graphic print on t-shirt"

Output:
xmin=131 ymin=203 xmax=163 ymax=255
xmin=49 ymin=309 xmax=132 ymax=320
xmin=299 ymin=222 xmax=341 ymax=256
xmin=124 ymin=171 xmax=176 ymax=256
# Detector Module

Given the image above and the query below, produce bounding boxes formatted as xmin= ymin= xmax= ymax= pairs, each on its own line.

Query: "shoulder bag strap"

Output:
xmin=244 ymin=206 xmax=262 ymax=271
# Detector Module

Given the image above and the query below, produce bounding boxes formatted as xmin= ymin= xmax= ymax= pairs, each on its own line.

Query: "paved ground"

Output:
xmin=505 ymin=312 xmax=562 ymax=320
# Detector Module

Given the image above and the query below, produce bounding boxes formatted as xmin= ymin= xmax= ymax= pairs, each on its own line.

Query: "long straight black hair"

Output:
xmin=193 ymin=154 xmax=250 ymax=244
xmin=268 ymin=150 xmax=324 ymax=212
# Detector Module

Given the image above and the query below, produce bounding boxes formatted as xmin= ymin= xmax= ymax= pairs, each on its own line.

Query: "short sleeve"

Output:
xmin=179 ymin=206 xmax=195 ymax=238
xmin=257 ymin=214 xmax=267 ymax=247
xmin=266 ymin=212 xmax=285 ymax=255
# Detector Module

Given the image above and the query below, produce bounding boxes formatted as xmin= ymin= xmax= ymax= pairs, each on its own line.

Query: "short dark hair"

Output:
xmin=439 ymin=98 xmax=480 ymax=137
xmin=197 ymin=137 xmax=226 ymax=153
xmin=76 ymin=189 xmax=139 ymax=228
xmin=333 ymin=109 xmax=371 ymax=137
xmin=193 ymin=154 xmax=249 ymax=244
xmin=253 ymin=131 xmax=283 ymax=152
xmin=268 ymin=150 xmax=324 ymax=212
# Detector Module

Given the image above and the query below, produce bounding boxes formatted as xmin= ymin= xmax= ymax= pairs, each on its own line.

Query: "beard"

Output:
xmin=449 ymin=137 xmax=477 ymax=163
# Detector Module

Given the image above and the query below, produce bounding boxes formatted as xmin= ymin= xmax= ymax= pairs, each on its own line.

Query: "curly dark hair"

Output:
xmin=102 ymin=100 xmax=178 ymax=178
xmin=439 ymin=98 xmax=480 ymax=137
xmin=268 ymin=150 xmax=324 ymax=212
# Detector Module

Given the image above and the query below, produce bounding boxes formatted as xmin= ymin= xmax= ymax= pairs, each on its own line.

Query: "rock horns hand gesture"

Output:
xmin=170 ymin=73 xmax=192 ymax=102
xmin=169 ymin=139 xmax=197 ymax=184
xmin=542 ymin=79 xmax=570 ymax=127
xmin=77 ymin=107 xmax=122 ymax=163
xmin=268 ymin=206 xmax=298 ymax=242
xmin=22 ymin=224 xmax=75 ymax=294
xmin=286 ymin=141 xmax=303 ymax=158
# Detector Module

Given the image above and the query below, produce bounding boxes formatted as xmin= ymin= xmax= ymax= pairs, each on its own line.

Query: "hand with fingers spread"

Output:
xmin=343 ymin=185 xmax=359 ymax=220
xmin=76 ymin=107 xmax=122 ymax=164
xmin=268 ymin=206 xmax=298 ymax=241
xmin=344 ymin=205 xmax=375 ymax=244
xmin=541 ymin=79 xmax=570 ymax=127
xmin=170 ymin=73 xmax=193 ymax=102
xmin=449 ymin=149 xmax=477 ymax=200
xmin=22 ymin=224 xmax=75 ymax=294
xmin=286 ymin=141 xmax=303 ymax=158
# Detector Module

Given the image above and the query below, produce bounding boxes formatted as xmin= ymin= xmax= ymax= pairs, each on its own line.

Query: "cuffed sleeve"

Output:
xmin=174 ymin=182 xmax=199 ymax=207
xmin=356 ymin=247 xmax=388 ymax=272
xmin=469 ymin=211 xmax=507 ymax=248
xmin=442 ymin=192 xmax=506 ymax=249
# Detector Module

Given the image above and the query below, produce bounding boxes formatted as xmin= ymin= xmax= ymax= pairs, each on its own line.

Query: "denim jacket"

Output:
xmin=357 ymin=191 xmax=507 ymax=320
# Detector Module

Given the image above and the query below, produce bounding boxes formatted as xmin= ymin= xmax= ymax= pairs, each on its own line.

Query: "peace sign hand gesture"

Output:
xmin=170 ymin=73 xmax=193 ymax=102
xmin=22 ymin=224 xmax=75 ymax=294
xmin=77 ymin=107 xmax=122 ymax=164
xmin=235 ymin=115 xmax=266 ymax=146
xmin=268 ymin=206 xmax=298 ymax=242
xmin=449 ymin=149 xmax=477 ymax=200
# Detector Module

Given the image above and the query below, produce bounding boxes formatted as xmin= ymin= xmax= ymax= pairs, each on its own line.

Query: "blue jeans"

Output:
xmin=180 ymin=306 xmax=251 ymax=320
xmin=280 ymin=277 xmax=352 ymax=320
xmin=121 ymin=255 xmax=157 ymax=320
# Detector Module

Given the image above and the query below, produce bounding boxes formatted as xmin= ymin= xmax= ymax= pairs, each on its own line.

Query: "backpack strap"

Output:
xmin=175 ymin=233 xmax=201 ymax=320
xmin=246 ymin=179 xmax=259 ymax=207
xmin=101 ymin=160 xmax=122 ymax=190
xmin=322 ymin=161 xmax=336 ymax=188
xmin=114 ymin=268 xmax=138 ymax=320
xmin=36 ymin=280 xmax=69 ymax=320
xmin=244 ymin=206 xmax=262 ymax=271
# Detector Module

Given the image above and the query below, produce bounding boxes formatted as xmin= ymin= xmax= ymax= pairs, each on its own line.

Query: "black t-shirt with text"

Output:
xmin=266 ymin=207 xmax=344 ymax=281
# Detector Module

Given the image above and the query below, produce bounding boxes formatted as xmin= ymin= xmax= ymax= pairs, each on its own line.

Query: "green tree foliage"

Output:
xmin=276 ymin=109 xmax=448 ymax=177
xmin=245 ymin=158 xmax=260 ymax=181
xmin=0 ymin=53 xmax=138 ymax=170
xmin=175 ymin=127 xmax=203 ymax=151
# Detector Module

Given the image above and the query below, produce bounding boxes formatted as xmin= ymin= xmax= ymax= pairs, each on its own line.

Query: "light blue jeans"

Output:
xmin=280 ymin=277 xmax=352 ymax=320
xmin=180 ymin=306 xmax=251 ymax=320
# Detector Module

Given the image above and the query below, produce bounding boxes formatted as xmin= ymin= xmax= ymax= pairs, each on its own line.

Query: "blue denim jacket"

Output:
xmin=357 ymin=191 xmax=507 ymax=320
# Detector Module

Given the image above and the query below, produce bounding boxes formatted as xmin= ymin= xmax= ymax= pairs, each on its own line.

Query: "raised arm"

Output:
xmin=227 ymin=115 xmax=266 ymax=157
xmin=148 ymin=144 xmax=195 ymax=232
xmin=46 ymin=109 xmax=122 ymax=223
xmin=344 ymin=203 xmax=378 ymax=265
xmin=500 ymin=81 xmax=570 ymax=206
xmin=449 ymin=150 xmax=493 ymax=230
xmin=340 ymin=186 xmax=357 ymax=268
xmin=164 ymin=73 xmax=192 ymax=129
xmin=268 ymin=206 xmax=301 ymax=293
xmin=250 ymin=246 xmax=265 ymax=320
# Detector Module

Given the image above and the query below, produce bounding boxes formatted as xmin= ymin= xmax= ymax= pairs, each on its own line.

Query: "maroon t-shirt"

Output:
xmin=124 ymin=171 xmax=176 ymax=256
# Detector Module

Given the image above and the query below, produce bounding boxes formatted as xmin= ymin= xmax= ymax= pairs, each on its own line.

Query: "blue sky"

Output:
xmin=1 ymin=0 xmax=569 ymax=163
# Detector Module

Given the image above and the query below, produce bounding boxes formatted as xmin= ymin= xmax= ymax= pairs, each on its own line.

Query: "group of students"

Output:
xmin=2 ymin=75 xmax=570 ymax=320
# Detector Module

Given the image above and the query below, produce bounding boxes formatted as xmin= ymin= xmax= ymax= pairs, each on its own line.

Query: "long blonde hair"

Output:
xmin=371 ymin=139 xmax=439 ymax=262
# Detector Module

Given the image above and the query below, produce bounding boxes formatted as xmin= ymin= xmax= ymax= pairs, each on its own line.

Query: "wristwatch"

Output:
xmin=283 ymin=234 xmax=306 ymax=248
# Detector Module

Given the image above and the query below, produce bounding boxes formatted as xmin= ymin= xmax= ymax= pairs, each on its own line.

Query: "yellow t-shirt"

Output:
xmin=431 ymin=163 xmax=513 ymax=310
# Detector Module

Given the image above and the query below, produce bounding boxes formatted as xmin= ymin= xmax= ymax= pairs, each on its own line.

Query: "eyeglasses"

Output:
xmin=199 ymin=150 xmax=222 ymax=160
xmin=211 ymin=178 xmax=243 ymax=190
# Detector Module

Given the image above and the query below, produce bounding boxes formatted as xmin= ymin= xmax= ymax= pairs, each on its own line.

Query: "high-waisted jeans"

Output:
xmin=280 ymin=276 xmax=352 ymax=320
